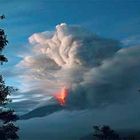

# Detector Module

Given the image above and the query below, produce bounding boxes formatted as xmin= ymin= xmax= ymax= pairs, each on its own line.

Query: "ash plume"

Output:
xmin=17 ymin=23 xmax=140 ymax=110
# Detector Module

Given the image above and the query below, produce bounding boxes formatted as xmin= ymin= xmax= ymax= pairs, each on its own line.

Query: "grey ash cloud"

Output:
xmin=14 ymin=23 xmax=140 ymax=110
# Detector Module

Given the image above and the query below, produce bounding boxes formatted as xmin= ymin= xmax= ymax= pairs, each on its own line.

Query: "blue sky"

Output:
xmin=1 ymin=2 xmax=140 ymax=138
xmin=1 ymin=1 xmax=140 ymax=45
xmin=0 ymin=0 xmax=140 ymax=90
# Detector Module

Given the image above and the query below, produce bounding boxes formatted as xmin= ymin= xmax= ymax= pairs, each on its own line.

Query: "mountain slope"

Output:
xmin=20 ymin=103 xmax=64 ymax=120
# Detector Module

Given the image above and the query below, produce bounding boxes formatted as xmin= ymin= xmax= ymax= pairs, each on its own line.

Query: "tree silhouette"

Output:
xmin=0 ymin=15 xmax=19 ymax=140
xmin=93 ymin=125 xmax=120 ymax=140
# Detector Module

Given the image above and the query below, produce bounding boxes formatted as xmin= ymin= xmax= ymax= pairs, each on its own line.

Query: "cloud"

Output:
xmin=122 ymin=35 xmax=140 ymax=47
xmin=27 ymin=23 xmax=120 ymax=68
xmin=67 ymin=45 xmax=140 ymax=108
xmin=16 ymin=23 xmax=140 ymax=109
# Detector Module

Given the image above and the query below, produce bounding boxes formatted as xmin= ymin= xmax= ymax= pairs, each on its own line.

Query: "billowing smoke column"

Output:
xmin=18 ymin=23 xmax=140 ymax=110
xmin=28 ymin=23 xmax=120 ymax=68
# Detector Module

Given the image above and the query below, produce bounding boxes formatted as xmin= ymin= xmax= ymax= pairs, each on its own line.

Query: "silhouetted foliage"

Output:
xmin=0 ymin=29 xmax=8 ymax=52
xmin=0 ymin=24 xmax=8 ymax=65
xmin=0 ymin=123 xmax=19 ymax=140
xmin=0 ymin=15 xmax=19 ymax=140
xmin=0 ymin=15 xmax=5 ymax=20
xmin=0 ymin=108 xmax=19 ymax=124
xmin=93 ymin=125 xmax=120 ymax=140
xmin=0 ymin=55 xmax=8 ymax=64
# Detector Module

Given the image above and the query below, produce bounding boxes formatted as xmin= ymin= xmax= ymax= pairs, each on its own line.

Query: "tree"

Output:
xmin=93 ymin=125 xmax=120 ymax=140
xmin=0 ymin=15 xmax=19 ymax=140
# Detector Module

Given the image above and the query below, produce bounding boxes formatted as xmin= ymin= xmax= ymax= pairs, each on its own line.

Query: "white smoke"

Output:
xmin=17 ymin=23 xmax=140 ymax=108
xmin=26 ymin=23 xmax=120 ymax=68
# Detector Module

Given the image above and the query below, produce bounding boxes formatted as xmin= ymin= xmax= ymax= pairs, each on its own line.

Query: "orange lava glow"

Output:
xmin=55 ymin=87 xmax=68 ymax=105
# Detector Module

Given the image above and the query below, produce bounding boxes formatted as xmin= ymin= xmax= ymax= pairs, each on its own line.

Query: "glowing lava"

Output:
xmin=55 ymin=87 xmax=68 ymax=105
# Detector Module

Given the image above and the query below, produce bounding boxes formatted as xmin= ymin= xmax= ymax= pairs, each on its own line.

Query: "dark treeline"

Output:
xmin=92 ymin=125 xmax=138 ymax=140
xmin=0 ymin=15 xmax=19 ymax=140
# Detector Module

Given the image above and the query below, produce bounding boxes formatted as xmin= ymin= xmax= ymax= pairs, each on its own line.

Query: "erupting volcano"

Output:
xmin=55 ymin=87 xmax=68 ymax=105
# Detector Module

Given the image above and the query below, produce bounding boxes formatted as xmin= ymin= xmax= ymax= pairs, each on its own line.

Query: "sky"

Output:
xmin=0 ymin=0 xmax=140 ymax=140
xmin=0 ymin=0 xmax=139 ymax=94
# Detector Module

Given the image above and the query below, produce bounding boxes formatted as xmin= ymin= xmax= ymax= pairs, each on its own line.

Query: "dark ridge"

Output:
xmin=20 ymin=103 xmax=64 ymax=120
